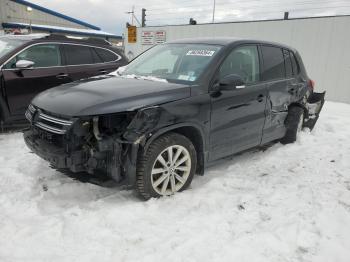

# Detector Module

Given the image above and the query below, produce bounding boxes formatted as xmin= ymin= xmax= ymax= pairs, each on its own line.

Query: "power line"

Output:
xmin=147 ymin=3 xmax=350 ymax=18
xmin=146 ymin=0 xmax=349 ymax=13
xmin=146 ymin=6 xmax=350 ymax=23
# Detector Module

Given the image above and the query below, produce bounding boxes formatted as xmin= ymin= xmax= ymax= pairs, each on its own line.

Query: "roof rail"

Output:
xmin=44 ymin=34 xmax=112 ymax=45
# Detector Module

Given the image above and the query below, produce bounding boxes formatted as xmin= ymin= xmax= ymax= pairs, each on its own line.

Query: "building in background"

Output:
xmin=0 ymin=0 xmax=122 ymax=44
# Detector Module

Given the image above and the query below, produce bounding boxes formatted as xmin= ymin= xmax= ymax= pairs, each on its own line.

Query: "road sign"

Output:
xmin=155 ymin=31 xmax=166 ymax=44
xmin=128 ymin=26 xmax=137 ymax=43
xmin=141 ymin=31 xmax=155 ymax=45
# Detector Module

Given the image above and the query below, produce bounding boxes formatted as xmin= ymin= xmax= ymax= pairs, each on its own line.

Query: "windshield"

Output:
xmin=121 ymin=43 xmax=222 ymax=82
xmin=0 ymin=38 xmax=26 ymax=58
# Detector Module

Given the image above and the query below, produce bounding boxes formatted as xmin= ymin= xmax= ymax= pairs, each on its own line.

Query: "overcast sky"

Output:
xmin=30 ymin=0 xmax=350 ymax=35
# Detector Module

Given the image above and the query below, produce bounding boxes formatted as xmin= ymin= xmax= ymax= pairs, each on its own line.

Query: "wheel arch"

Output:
xmin=289 ymin=101 xmax=308 ymax=118
xmin=143 ymin=123 xmax=206 ymax=175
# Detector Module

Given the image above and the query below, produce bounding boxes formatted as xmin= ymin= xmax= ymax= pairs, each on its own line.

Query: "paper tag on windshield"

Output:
xmin=178 ymin=75 xmax=190 ymax=80
xmin=186 ymin=50 xmax=215 ymax=56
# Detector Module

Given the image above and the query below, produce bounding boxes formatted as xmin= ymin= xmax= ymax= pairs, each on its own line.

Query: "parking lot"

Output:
xmin=0 ymin=101 xmax=349 ymax=262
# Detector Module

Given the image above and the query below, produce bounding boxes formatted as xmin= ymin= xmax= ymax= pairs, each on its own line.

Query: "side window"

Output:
xmin=261 ymin=46 xmax=285 ymax=81
xmin=64 ymin=45 xmax=94 ymax=65
xmin=219 ymin=45 xmax=260 ymax=84
xmin=5 ymin=44 xmax=61 ymax=68
xmin=94 ymin=48 xmax=119 ymax=62
xmin=283 ymin=49 xmax=293 ymax=78
xmin=290 ymin=52 xmax=299 ymax=75
xmin=90 ymin=48 xmax=103 ymax=63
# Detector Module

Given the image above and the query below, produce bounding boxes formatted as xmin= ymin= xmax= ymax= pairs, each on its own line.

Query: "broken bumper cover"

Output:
xmin=304 ymin=91 xmax=326 ymax=130
xmin=23 ymin=128 xmax=138 ymax=187
xmin=23 ymin=129 xmax=86 ymax=172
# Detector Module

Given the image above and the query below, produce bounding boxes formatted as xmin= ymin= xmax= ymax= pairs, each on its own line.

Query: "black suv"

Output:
xmin=24 ymin=38 xmax=325 ymax=199
xmin=0 ymin=34 xmax=127 ymax=129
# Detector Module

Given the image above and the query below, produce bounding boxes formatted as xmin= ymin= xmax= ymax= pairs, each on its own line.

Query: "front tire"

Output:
xmin=136 ymin=133 xmax=197 ymax=200
xmin=281 ymin=106 xmax=304 ymax=144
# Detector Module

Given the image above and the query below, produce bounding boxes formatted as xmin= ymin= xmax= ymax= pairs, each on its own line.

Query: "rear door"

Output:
xmin=209 ymin=45 xmax=267 ymax=161
xmin=62 ymin=44 xmax=100 ymax=81
xmin=2 ymin=43 xmax=69 ymax=116
xmin=260 ymin=45 xmax=292 ymax=143
xmin=62 ymin=44 xmax=123 ymax=81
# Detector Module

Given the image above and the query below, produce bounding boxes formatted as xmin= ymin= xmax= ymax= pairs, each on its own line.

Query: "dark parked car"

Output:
xmin=24 ymin=38 xmax=325 ymax=199
xmin=0 ymin=34 xmax=127 ymax=129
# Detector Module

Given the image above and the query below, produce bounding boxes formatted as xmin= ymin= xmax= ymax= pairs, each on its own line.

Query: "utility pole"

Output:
xmin=126 ymin=6 xmax=141 ymax=27
xmin=126 ymin=6 xmax=135 ymax=25
xmin=142 ymin=8 xmax=146 ymax=27
xmin=212 ymin=0 xmax=216 ymax=23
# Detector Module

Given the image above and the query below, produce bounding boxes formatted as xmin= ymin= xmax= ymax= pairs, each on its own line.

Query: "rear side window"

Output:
xmin=94 ymin=48 xmax=119 ymax=62
xmin=5 ymin=44 xmax=61 ymax=68
xmin=261 ymin=46 xmax=285 ymax=81
xmin=90 ymin=48 xmax=103 ymax=63
xmin=283 ymin=49 xmax=293 ymax=78
xmin=64 ymin=45 xmax=94 ymax=65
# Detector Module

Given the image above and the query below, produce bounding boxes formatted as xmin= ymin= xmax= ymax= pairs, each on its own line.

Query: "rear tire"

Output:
xmin=136 ymin=133 xmax=197 ymax=200
xmin=281 ymin=106 xmax=304 ymax=144
xmin=0 ymin=109 xmax=4 ymax=133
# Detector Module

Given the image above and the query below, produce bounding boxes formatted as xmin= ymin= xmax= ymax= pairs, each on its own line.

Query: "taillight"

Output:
xmin=308 ymin=79 xmax=315 ymax=91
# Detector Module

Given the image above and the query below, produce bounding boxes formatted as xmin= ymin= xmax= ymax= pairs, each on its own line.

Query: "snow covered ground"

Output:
xmin=0 ymin=101 xmax=349 ymax=262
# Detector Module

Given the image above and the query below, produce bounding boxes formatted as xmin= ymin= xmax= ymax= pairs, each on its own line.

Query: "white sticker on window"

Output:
xmin=186 ymin=50 xmax=215 ymax=56
xmin=178 ymin=75 xmax=190 ymax=80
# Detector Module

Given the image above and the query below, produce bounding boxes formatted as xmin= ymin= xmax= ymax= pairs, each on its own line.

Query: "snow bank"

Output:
xmin=0 ymin=102 xmax=349 ymax=262
xmin=108 ymin=65 xmax=127 ymax=76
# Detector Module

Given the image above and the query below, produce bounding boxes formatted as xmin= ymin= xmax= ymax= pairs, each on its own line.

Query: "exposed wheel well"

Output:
xmin=144 ymin=126 xmax=205 ymax=175
xmin=289 ymin=102 xmax=308 ymax=118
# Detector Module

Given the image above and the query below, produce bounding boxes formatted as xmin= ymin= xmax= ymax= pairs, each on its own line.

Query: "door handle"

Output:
xmin=99 ymin=70 xmax=108 ymax=74
xmin=288 ymin=87 xmax=295 ymax=94
xmin=257 ymin=94 xmax=264 ymax=102
xmin=288 ymin=84 xmax=298 ymax=94
xmin=56 ymin=73 xmax=68 ymax=79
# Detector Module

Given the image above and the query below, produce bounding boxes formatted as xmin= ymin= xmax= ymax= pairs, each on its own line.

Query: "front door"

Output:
xmin=2 ymin=44 xmax=69 ymax=116
xmin=209 ymin=45 xmax=267 ymax=161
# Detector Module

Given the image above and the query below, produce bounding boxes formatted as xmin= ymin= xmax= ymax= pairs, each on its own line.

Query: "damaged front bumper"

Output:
xmin=23 ymin=126 xmax=139 ymax=188
xmin=24 ymin=130 xmax=86 ymax=171
xmin=304 ymin=91 xmax=326 ymax=130
xmin=23 ymin=105 xmax=162 ymax=188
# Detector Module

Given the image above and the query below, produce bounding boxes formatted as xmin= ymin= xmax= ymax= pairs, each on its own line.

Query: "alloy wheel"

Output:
xmin=151 ymin=145 xmax=191 ymax=196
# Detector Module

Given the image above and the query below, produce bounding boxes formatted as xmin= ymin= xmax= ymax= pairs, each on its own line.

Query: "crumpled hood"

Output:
xmin=32 ymin=76 xmax=191 ymax=116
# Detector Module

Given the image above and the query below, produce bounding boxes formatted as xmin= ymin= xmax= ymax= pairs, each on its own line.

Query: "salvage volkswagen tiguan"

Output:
xmin=24 ymin=38 xmax=325 ymax=199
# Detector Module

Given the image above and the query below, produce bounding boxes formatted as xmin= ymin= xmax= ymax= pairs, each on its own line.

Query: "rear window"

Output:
xmin=94 ymin=48 xmax=119 ymax=62
xmin=64 ymin=45 xmax=94 ymax=65
xmin=261 ymin=46 xmax=285 ymax=81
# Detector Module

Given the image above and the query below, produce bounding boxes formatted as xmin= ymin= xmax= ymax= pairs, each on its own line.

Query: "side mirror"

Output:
xmin=216 ymin=74 xmax=245 ymax=91
xmin=16 ymin=60 xmax=35 ymax=69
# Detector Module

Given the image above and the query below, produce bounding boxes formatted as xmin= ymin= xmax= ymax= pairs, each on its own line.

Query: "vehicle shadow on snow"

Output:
xmin=34 ymin=139 xmax=282 ymax=212
xmin=194 ymin=141 xmax=279 ymax=185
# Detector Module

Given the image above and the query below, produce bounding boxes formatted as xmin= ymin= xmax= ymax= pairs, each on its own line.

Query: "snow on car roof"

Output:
xmin=2 ymin=22 xmax=121 ymax=39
